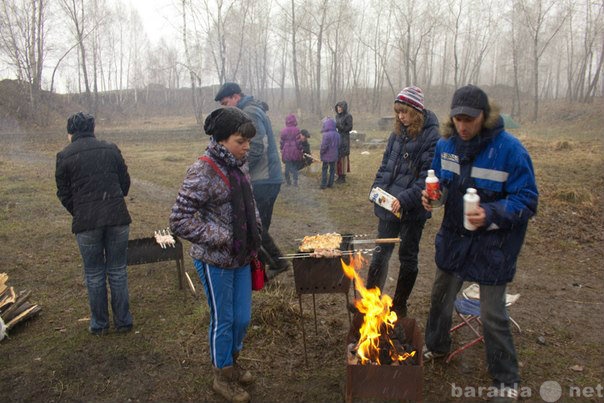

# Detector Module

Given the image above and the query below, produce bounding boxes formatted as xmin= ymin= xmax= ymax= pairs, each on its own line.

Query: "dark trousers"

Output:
xmin=252 ymin=183 xmax=287 ymax=270
xmin=321 ymin=161 xmax=336 ymax=187
xmin=366 ymin=218 xmax=426 ymax=315
xmin=425 ymin=268 xmax=520 ymax=387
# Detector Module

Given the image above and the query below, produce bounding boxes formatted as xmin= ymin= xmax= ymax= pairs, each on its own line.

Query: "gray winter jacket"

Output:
xmin=238 ymin=95 xmax=283 ymax=185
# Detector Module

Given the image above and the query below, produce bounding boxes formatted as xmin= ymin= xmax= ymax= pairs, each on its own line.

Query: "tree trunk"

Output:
xmin=291 ymin=0 xmax=301 ymax=110
xmin=181 ymin=0 xmax=201 ymax=125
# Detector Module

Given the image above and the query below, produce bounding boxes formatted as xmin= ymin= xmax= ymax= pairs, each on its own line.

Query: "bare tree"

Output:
xmin=564 ymin=0 xmax=604 ymax=102
xmin=291 ymin=0 xmax=302 ymax=110
xmin=0 ymin=0 xmax=48 ymax=117
xmin=516 ymin=0 xmax=568 ymax=121
xmin=181 ymin=0 xmax=202 ymax=124
xmin=59 ymin=0 xmax=95 ymax=112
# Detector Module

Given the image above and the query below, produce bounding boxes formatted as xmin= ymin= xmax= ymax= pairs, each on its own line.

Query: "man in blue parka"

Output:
xmin=421 ymin=85 xmax=538 ymax=402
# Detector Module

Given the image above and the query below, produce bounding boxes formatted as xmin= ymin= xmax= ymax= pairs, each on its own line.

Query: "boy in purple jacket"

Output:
xmin=319 ymin=117 xmax=340 ymax=189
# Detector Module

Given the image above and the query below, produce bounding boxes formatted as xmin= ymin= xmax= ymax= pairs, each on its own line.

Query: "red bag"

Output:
xmin=251 ymin=257 xmax=265 ymax=291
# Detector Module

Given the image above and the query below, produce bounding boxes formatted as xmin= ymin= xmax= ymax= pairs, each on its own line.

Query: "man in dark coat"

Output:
xmin=55 ymin=112 xmax=133 ymax=335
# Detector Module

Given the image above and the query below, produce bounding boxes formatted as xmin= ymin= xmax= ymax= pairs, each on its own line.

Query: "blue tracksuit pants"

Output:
xmin=194 ymin=259 xmax=252 ymax=368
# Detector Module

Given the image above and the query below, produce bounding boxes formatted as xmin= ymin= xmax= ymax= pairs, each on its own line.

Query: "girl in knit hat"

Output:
xmin=365 ymin=86 xmax=440 ymax=318
xmin=169 ymin=107 xmax=261 ymax=403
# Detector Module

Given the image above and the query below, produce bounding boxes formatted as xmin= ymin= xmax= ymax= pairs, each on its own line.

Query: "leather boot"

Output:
xmin=392 ymin=268 xmax=418 ymax=318
xmin=233 ymin=352 xmax=254 ymax=385
xmin=212 ymin=366 xmax=250 ymax=403
xmin=260 ymin=236 xmax=291 ymax=278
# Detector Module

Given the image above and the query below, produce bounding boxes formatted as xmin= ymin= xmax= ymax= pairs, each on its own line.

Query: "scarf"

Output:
xmin=207 ymin=140 xmax=262 ymax=266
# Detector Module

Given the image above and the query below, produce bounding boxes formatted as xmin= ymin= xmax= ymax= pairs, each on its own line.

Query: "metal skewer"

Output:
xmin=350 ymin=238 xmax=401 ymax=245
xmin=293 ymin=233 xmax=372 ymax=242
xmin=279 ymin=247 xmax=380 ymax=260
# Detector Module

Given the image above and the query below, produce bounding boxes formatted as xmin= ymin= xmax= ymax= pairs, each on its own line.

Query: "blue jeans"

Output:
xmin=321 ymin=161 xmax=336 ymax=187
xmin=194 ymin=259 xmax=252 ymax=369
xmin=76 ymin=225 xmax=132 ymax=333
xmin=366 ymin=218 xmax=426 ymax=314
xmin=425 ymin=268 xmax=520 ymax=387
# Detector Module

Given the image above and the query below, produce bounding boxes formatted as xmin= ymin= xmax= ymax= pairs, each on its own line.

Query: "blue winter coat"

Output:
xmin=237 ymin=95 xmax=283 ymax=185
xmin=372 ymin=110 xmax=440 ymax=222
xmin=432 ymin=109 xmax=538 ymax=285
xmin=280 ymin=114 xmax=303 ymax=162
xmin=320 ymin=118 xmax=340 ymax=162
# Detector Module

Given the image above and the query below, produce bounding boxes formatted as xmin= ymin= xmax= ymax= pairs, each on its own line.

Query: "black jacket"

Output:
xmin=55 ymin=132 xmax=132 ymax=233
xmin=371 ymin=110 xmax=440 ymax=222
xmin=335 ymin=101 xmax=353 ymax=157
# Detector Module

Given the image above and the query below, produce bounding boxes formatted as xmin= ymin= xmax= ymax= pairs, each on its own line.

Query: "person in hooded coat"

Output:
xmin=319 ymin=117 xmax=340 ymax=189
xmin=334 ymin=100 xmax=353 ymax=183
xmin=365 ymin=86 xmax=440 ymax=319
xmin=279 ymin=113 xmax=303 ymax=187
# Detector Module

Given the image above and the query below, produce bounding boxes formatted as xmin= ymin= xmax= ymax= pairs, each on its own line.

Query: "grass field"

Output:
xmin=1 ymin=101 xmax=603 ymax=402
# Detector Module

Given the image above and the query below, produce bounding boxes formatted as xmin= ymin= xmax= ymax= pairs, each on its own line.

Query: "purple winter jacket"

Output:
xmin=279 ymin=114 xmax=303 ymax=162
xmin=320 ymin=117 xmax=340 ymax=163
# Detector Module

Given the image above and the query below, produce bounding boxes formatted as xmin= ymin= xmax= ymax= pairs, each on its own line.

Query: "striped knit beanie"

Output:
xmin=395 ymin=86 xmax=425 ymax=112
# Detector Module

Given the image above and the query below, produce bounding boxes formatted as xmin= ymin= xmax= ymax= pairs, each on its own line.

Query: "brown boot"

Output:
xmin=233 ymin=352 xmax=254 ymax=385
xmin=212 ymin=366 xmax=250 ymax=403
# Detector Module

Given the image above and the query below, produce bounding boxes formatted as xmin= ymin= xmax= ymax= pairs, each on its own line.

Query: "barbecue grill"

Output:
xmin=291 ymin=234 xmax=355 ymax=363
xmin=345 ymin=313 xmax=424 ymax=403
xmin=127 ymin=236 xmax=186 ymax=290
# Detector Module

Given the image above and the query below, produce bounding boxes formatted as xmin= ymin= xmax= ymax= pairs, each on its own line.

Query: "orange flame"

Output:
xmin=342 ymin=252 xmax=416 ymax=365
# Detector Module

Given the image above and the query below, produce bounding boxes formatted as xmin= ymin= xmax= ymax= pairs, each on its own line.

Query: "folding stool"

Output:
xmin=446 ymin=283 xmax=520 ymax=363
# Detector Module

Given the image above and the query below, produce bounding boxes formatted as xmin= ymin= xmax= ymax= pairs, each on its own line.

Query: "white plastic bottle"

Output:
xmin=463 ymin=188 xmax=480 ymax=231
xmin=425 ymin=169 xmax=441 ymax=207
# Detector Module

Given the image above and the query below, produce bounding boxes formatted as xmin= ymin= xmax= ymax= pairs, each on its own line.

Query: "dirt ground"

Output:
xmin=0 ymin=103 xmax=603 ymax=402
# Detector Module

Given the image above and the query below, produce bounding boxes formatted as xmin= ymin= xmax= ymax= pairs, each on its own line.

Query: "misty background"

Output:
xmin=0 ymin=0 xmax=602 ymax=126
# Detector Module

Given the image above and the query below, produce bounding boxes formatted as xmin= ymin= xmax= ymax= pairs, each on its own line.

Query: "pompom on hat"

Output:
xmin=204 ymin=107 xmax=252 ymax=142
xmin=395 ymin=86 xmax=425 ymax=112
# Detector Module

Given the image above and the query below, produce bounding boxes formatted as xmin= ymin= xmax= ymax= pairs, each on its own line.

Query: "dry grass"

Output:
xmin=1 ymin=104 xmax=603 ymax=402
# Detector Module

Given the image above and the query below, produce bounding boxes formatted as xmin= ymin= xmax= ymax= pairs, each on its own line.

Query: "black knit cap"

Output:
xmin=204 ymin=107 xmax=252 ymax=142
xmin=214 ymin=82 xmax=241 ymax=102
xmin=67 ymin=112 xmax=95 ymax=134
xmin=450 ymin=85 xmax=489 ymax=118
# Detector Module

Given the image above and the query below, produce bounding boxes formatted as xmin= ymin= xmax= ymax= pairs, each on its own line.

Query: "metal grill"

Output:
xmin=127 ymin=236 xmax=185 ymax=290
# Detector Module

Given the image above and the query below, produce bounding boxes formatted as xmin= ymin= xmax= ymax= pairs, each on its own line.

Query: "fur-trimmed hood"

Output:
xmin=441 ymin=102 xmax=502 ymax=139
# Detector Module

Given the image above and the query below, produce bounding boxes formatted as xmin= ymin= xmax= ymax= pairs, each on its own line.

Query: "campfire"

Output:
xmin=341 ymin=252 xmax=423 ymax=402
xmin=341 ymin=253 xmax=417 ymax=366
